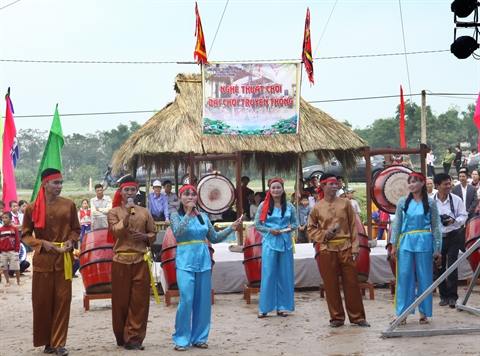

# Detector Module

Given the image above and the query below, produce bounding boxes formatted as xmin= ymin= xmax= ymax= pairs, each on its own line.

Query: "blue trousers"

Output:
xmin=173 ymin=269 xmax=211 ymax=347
xmin=259 ymin=245 xmax=295 ymax=314
xmin=395 ymin=250 xmax=433 ymax=317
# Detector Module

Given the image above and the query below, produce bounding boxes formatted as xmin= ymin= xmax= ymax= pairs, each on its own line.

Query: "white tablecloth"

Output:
xmin=153 ymin=240 xmax=474 ymax=294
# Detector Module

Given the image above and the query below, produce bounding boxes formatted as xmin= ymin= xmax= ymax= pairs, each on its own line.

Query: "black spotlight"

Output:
xmin=451 ymin=0 xmax=478 ymax=18
xmin=451 ymin=35 xmax=480 ymax=58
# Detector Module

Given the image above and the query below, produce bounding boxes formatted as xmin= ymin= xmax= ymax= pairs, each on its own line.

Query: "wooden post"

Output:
xmin=421 ymin=90 xmax=427 ymax=145
xmin=188 ymin=154 xmax=195 ymax=185
xmin=261 ymin=160 xmax=266 ymax=193
xmin=364 ymin=147 xmax=373 ymax=240
xmin=420 ymin=143 xmax=428 ymax=176
xmin=295 ymin=155 xmax=301 ymax=223
xmin=174 ymin=160 xmax=179 ymax=192
xmin=146 ymin=165 xmax=152 ymax=209
xmin=235 ymin=152 xmax=244 ymax=245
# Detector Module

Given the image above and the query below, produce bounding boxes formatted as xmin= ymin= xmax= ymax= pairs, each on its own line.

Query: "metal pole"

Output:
xmin=364 ymin=147 xmax=373 ymax=239
xmin=459 ymin=262 xmax=480 ymax=307
xmin=383 ymin=237 xmax=480 ymax=335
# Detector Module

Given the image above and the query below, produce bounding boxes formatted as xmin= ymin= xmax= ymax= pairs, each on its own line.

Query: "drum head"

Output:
xmin=197 ymin=174 xmax=235 ymax=214
xmin=372 ymin=165 xmax=413 ymax=214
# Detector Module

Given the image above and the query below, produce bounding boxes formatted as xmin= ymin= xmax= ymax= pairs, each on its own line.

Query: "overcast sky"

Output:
xmin=1 ymin=0 xmax=479 ymax=134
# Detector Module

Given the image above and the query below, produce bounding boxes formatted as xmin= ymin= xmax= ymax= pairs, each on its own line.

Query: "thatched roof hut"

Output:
xmin=112 ymin=73 xmax=367 ymax=173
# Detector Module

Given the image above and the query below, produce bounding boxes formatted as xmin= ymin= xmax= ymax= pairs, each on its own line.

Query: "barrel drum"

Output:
xmin=243 ymin=226 xmax=263 ymax=287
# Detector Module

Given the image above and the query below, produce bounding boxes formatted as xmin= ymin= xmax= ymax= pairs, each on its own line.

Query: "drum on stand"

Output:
xmin=465 ymin=215 xmax=480 ymax=273
xmin=197 ymin=173 xmax=235 ymax=214
xmin=371 ymin=165 xmax=413 ymax=214
xmin=243 ymin=226 xmax=262 ymax=287
xmin=79 ymin=229 xmax=114 ymax=294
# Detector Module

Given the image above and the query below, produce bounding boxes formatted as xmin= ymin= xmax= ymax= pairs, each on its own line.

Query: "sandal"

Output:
xmin=257 ymin=312 xmax=268 ymax=318
xmin=276 ymin=311 xmax=288 ymax=317
xmin=389 ymin=318 xmax=407 ymax=325
xmin=193 ymin=343 xmax=208 ymax=349
xmin=419 ymin=316 xmax=429 ymax=325
xmin=174 ymin=345 xmax=188 ymax=351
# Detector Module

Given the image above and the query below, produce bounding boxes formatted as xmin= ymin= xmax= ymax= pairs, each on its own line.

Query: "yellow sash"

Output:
xmin=116 ymin=251 xmax=161 ymax=304
xmin=52 ymin=242 xmax=73 ymax=281
xmin=177 ymin=240 xmax=207 ymax=246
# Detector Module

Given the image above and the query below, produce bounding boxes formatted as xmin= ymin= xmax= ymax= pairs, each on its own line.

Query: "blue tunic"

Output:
xmin=390 ymin=197 xmax=442 ymax=317
xmin=169 ymin=211 xmax=233 ymax=347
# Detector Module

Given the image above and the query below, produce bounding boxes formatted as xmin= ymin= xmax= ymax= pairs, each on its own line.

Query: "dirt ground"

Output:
xmin=1 ymin=271 xmax=480 ymax=356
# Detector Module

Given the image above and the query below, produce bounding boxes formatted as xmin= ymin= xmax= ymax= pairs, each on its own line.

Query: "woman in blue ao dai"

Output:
xmin=390 ymin=172 xmax=442 ymax=324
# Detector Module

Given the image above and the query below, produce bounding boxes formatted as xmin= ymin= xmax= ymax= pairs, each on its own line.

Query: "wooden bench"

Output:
xmin=83 ymin=292 xmax=112 ymax=311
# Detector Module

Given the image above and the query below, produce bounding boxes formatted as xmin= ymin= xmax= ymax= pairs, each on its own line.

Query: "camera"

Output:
xmin=440 ymin=214 xmax=454 ymax=227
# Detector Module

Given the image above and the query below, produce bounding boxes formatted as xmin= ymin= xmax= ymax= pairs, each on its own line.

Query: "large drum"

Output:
xmin=243 ymin=226 xmax=262 ymax=287
xmin=197 ymin=173 xmax=235 ymax=214
xmin=372 ymin=165 xmax=413 ymax=214
xmin=314 ymin=215 xmax=370 ymax=283
xmin=79 ymin=229 xmax=114 ymax=294
xmin=465 ymin=215 xmax=480 ymax=272
xmin=160 ymin=227 xmax=215 ymax=291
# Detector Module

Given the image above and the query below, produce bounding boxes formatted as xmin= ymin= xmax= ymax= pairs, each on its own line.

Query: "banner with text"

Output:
xmin=202 ymin=62 xmax=301 ymax=135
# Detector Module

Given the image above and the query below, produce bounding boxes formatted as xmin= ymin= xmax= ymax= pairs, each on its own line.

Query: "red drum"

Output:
xmin=372 ymin=165 xmax=413 ymax=214
xmin=79 ymin=229 xmax=114 ymax=294
xmin=314 ymin=215 xmax=370 ymax=282
xmin=465 ymin=216 xmax=480 ymax=272
xmin=160 ymin=227 xmax=215 ymax=291
xmin=243 ymin=226 xmax=262 ymax=287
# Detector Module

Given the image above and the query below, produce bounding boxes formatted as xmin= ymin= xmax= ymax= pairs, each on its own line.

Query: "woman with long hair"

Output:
xmin=254 ymin=177 xmax=298 ymax=318
xmin=390 ymin=172 xmax=442 ymax=324
xmin=170 ymin=184 xmax=242 ymax=351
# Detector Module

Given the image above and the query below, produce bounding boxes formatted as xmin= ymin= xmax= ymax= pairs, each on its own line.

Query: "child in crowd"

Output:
xmin=0 ymin=211 xmax=21 ymax=286
xmin=297 ymin=194 xmax=311 ymax=243
xmin=250 ymin=192 xmax=263 ymax=220
xmin=78 ymin=199 xmax=92 ymax=242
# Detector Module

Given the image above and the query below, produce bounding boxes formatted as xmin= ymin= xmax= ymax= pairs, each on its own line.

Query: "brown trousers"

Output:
xmin=111 ymin=260 xmax=150 ymax=346
xmin=318 ymin=249 xmax=366 ymax=323
xmin=32 ymin=271 xmax=72 ymax=348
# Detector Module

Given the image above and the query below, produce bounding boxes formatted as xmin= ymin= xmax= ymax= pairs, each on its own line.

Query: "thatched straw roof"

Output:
xmin=112 ymin=73 xmax=367 ymax=173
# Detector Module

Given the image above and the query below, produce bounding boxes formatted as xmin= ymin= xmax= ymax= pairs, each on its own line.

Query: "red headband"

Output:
xmin=408 ymin=172 xmax=426 ymax=182
xmin=41 ymin=172 xmax=63 ymax=183
xmin=179 ymin=184 xmax=197 ymax=196
xmin=32 ymin=172 xmax=64 ymax=229
xmin=267 ymin=177 xmax=284 ymax=187
xmin=112 ymin=181 xmax=139 ymax=208
xmin=320 ymin=177 xmax=338 ymax=184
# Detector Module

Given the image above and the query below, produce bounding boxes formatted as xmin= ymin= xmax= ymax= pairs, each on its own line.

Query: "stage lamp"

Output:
xmin=451 ymin=35 xmax=479 ymax=58
xmin=451 ymin=0 xmax=479 ymax=18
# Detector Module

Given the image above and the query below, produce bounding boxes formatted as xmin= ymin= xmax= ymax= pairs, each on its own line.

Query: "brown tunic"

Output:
xmin=107 ymin=204 xmax=156 ymax=346
xmin=307 ymin=197 xmax=366 ymax=324
xmin=22 ymin=196 xmax=80 ymax=348
xmin=307 ymin=197 xmax=359 ymax=253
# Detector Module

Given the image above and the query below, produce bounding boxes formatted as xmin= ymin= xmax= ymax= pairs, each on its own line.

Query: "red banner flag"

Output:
xmin=2 ymin=88 xmax=18 ymax=209
xmin=473 ymin=92 xmax=480 ymax=152
xmin=194 ymin=2 xmax=208 ymax=64
xmin=399 ymin=85 xmax=406 ymax=148
xmin=302 ymin=8 xmax=314 ymax=85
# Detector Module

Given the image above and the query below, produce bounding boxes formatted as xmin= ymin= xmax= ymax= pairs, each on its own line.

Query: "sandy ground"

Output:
xmin=1 ymin=270 xmax=480 ymax=356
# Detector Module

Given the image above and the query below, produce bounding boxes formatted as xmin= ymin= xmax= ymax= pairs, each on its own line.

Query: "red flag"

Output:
xmin=473 ymin=92 xmax=480 ymax=151
xmin=302 ymin=8 xmax=314 ymax=85
xmin=399 ymin=85 xmax=406 ymax=148
xmin=2 ymin=88 xmax=18 ymax=209
xmin=194 ymin=2 xmax=208 ymax=64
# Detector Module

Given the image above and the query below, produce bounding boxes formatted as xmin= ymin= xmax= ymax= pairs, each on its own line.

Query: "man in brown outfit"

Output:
xmin=108 ymin=176 xmax=156 ymax=350
xmin=307 ymin=173 xmax=370 ymax=328
xmin=22 ymin=168 xmax=80 ymax=356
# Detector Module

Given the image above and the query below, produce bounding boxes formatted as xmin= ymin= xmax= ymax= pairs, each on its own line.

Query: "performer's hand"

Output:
xmin=42 ymin=240 xmax=56 ymax=252
xmin=231 ymin=216 xmax=243 ymax=231
xmin=352 ymin=252 xmax=359 ymax=261
xmin=270 ymin=229 xmax=281 ymax=236
xmin=130 ymin=231 xmax=148 ymax=242
xmin=433 ymin=252 xmax=442 ymax=268
xmin=325 ymin=229 xmax=336 ymax=240
xmin=184 ymin=203 xmax=196 ymax=216
xmin=391 ymin=246 xmax=397 ymax=260
xmin=63 ymin=240 xmax=73 ymax=252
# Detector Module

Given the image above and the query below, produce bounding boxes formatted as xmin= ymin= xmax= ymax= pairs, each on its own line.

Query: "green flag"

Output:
xmin=30 ymin=104 xmax=64 ymax=201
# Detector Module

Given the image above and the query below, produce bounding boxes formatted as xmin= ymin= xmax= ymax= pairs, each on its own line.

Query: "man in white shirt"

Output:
xmin=426 ymin=177 xmax=437 ymax=198
xmin=452 ymin=168 xmax=477 ymax=217
xmin=90 ymin=184 xmax=112 ymax=230
xmin=162 ymin=180 xmax=180 ymax=216
xmin=433 ymin=173 xmax=468 ymax=308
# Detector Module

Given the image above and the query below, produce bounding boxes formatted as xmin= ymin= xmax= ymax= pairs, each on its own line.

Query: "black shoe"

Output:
xmin=329 ymin=320 xmax=344 ymax=328
xmin=193 ymin=343 xmax=208 ymax=349
xmin=353 ymin=320 xmax=371 ymax=327
xmin=124 ymin=343 xmax=145 ymax=350
xmin=56 ymin=347 xmax=68 ymax=356
xmin=43 ymin=346 xmax=56 ymax=354
xmin=439 ymin=298 xmax=448 ymax=306
xmin=449 ymin=299 xmax=457 ymax=308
